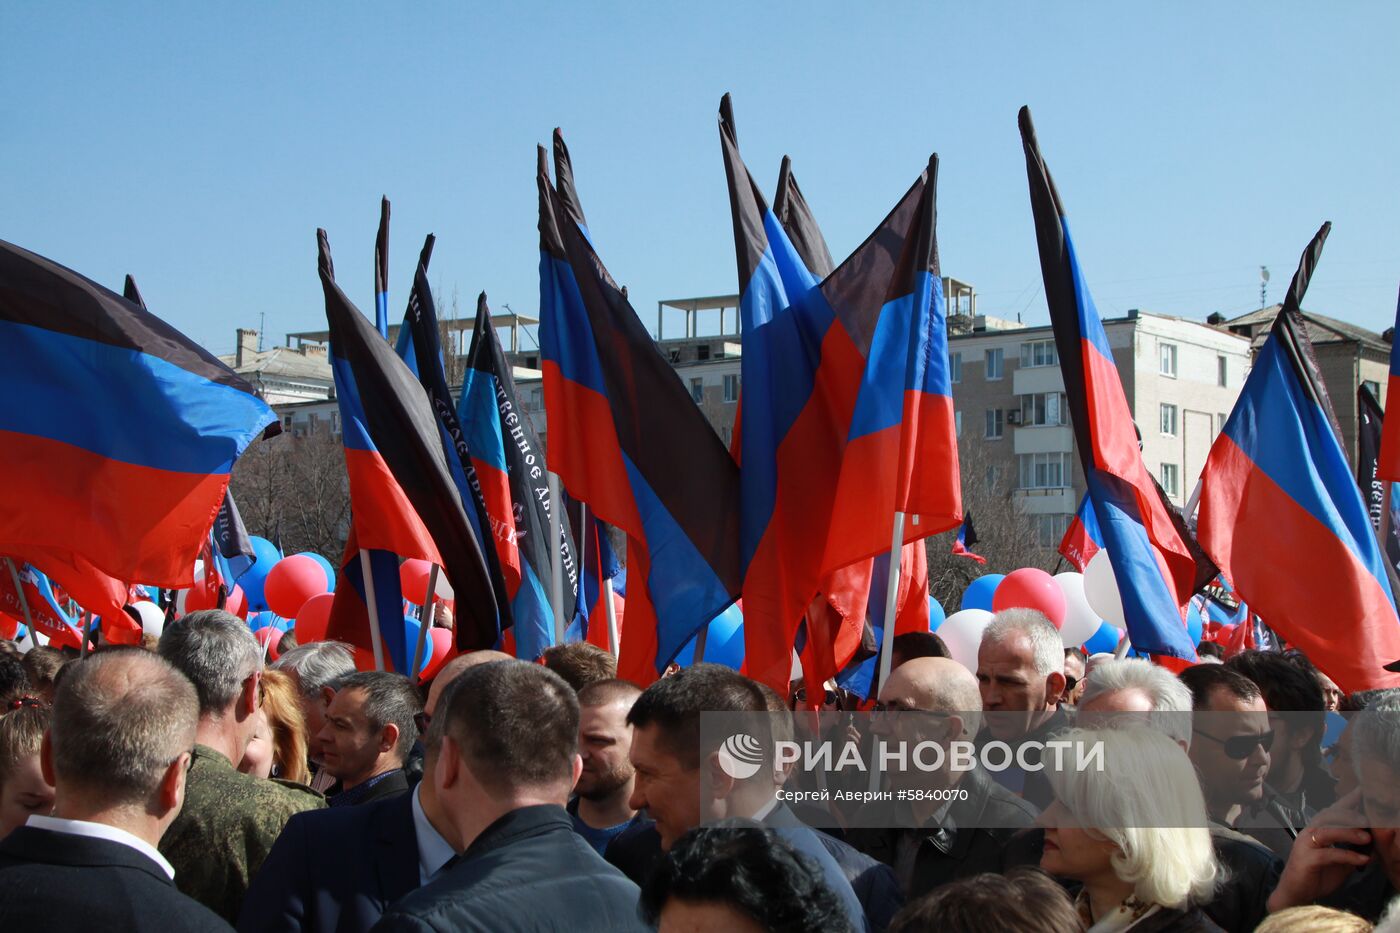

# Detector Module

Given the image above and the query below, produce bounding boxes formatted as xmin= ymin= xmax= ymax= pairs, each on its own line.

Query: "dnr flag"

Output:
xmin=319 ymin=230 xmax=502 ymax=661
xmin=952 ymin=514 xmax=987 ymax=564
xmin=1357 ymin=385 xmax=1400 ymax=578
xmin=1199 ymin=224 xmax=1400 ymax=692
xmin=0 ymin=239 xmax=276 ymax=588
xmin=1377 ymin=286 xmax=1400 ymax=482
xmin=1020 ymin=107 xmax=1196 ymax=661
xmin=538 ymin=137 xmax=742 ymax=684
xmin=374 ymin=197 xmax=390 ymax=339
xmin=1059 ymin=493 xmax=1105 ymax=571
xmin=720 ymin=94 xmax=960 ymax=691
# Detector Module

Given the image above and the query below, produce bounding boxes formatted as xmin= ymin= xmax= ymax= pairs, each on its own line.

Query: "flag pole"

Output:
xmin=603 ymin=577 xmax=620 ymax=657
xmin=1113 ymin=631 xmax=1132 ymax=659
xmin=3 ymin=559 xmax=37 ymax=650
xmin=358 ymin=550 xmax=385 ymax=671
xmin=548 ymin=472 xmax=566 ymax=646
xmin=1184 ymin=477 xmax=1204 ymax=520
xmin=693 ymin=620 xmax=709 ymax=663
xmin=81 ymin=611 xmax=93 ymax=657
xmin=874 ymin=512 xmax=908 ymax=696
xmin=578 ymin=503 xmax=589 ymax=631
xmin=412 ymin=564 xmax=438 ymax=679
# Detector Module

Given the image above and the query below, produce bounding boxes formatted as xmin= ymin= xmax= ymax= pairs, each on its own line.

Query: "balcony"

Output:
xmin=1013 ymin=488 xmax=1077 ymax=514
xmin=1013 ymin=366 xmax=1065 ymax=396
xmin=1013 ymin=424 xmax=1074 ymax=455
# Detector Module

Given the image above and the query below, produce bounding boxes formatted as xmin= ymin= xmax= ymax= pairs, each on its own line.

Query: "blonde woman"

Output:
xmin=239 ymin=669 xmax=310 ymax=784
xmin=1040 ymin=726 xmax=1220 ymax=932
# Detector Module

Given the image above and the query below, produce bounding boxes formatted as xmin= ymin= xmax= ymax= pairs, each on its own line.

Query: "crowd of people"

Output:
xmin=0 ymin=607 xmax=1396 ymax=932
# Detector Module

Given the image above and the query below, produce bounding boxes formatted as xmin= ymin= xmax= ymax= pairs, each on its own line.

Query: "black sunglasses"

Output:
xmin=793 ymin=687 xmax=839 ymax=707
xmin=1197 ymin=729 xmax=1274 ymax=760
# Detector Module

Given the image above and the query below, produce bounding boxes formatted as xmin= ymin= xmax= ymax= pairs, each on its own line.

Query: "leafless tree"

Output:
xmin=230 ymin=425 xmax=350 ymax=559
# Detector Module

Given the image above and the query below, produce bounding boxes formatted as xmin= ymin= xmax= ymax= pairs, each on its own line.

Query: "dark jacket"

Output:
xmin=328 ymin=769 xmax=411 ymax=809
xmin=370 ymin=805 xmax=645 ymax=933
xmin=977 ymin=708 xmax=1069 ymax=811
xmin=1320 ymin=860 xmax=1398 ymax=923
xmin=237 ymin=788 xmax=423 ymax=933
xmin=766 ymin=803 xmax=902 ymax=932
xmin=848 ymin=765 xmax=1039 ymax=899
xmin=0 ymin=825 xmax=232 ymax=932
xmin=602 ymin=816 xmax=661 ymax=886
xmin=759 ymin=803 xmax=870 ymax=932
xmin=1124 ymin=905 xmax=1224 ymax=933
xmin=999 ymin=823 xmax=1280 ymax=932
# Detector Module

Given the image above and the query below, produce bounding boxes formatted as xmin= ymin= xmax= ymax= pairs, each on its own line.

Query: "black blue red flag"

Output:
xmin=0 ymin=239 xmax=276 ymax=592
xmin=1019 ymin=107 xmax=1197 ymax=662
xmin=457 ymin=292 xmax=575 ymax=660
xmin=1198 ymin=224 xmax=1400 ymax=691
xmin=374 ymin=197 xmax=390 ymax=339
xmin=1376 ymin=287 xmax=1400 ymax=482
xmin=1059 ymin=493 xmax=1105 ymax=572
xmin=720 ymin=94 xmax=960 ymax=691
xmin=538 ymin=136 xmax=742 ymax=684
xmin=1358 ymin=385 xmax=1400 ymax=579
xmin=951 ymin=513 xmax=987 ymax=564
xmin=318 ymin=230 xmax=501 ymax=666
xmin=565 ymin=494 xmax=622 ymax=650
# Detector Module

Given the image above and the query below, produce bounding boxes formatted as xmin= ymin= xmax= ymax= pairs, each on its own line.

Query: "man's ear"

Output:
xmin=40 ymin=730 xmax=56 ymax=786
xmin=242 ymin=671 xmax=262 ymax=716
xmin=158 ymin=751 xmax=189 ymax=815
xmin=380 ymin=722 xmax=400 ymax=756
xmin=705 ymin=752 xmax=736 ymax=801
xmin=436 ymin=736 xmax=461 ymax=792
xmin=570 ymin=753 xmax=583 ymax=792
xmin=944 ymin=714 xmax=967 ymax=743
xmin=1045 ymin=672 xmax=1067 ymax=708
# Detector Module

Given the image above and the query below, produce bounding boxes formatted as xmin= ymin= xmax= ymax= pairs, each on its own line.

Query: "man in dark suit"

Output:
xmin=0 ymin=649 xmax=230 ymax=932
xmin=238 ymin=670 xmax=469 ymax=932
xmin=318 ymin=671 xmax=420 ymax=808
xmin=372 ymin=660 xmax=644 ymax=932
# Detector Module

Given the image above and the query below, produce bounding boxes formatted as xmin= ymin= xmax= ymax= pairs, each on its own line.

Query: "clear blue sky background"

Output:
xmin=4 ymin=3 xmax=1398 ymax=355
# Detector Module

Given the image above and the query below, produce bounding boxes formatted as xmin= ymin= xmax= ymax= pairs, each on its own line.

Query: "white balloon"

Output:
xmin=1053 ymin=572 xmax=1102 ymax=648
xmin=131 ymin=600 xmax=165 ymax=638
xmin=1083 ymin=551 xmax=1127 ymax=630
xmin=433 ymin=573 xmax=454 ymax=601
xmin=938 ymin=608 xmax=994 ymax=672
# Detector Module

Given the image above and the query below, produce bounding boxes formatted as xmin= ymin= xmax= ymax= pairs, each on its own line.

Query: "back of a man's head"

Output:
xmin=330 ymin=671 xmax=422 ymax=764
xmin=891 ymin=631 xmax=950 ymax=669
xmin=424 ymin=649 xmax=513 ymax=717
xmin=578 ymin=677 xmax=643 ymax=711
xmin=271 ymin=640 xmax=355 ymax=697
xmin=1179 ymin=664 xmax=1262 ymax=711
xmin=443 ymin=660 xmax=579 ymax=797
xmin=1078 ymin=657 xmax=1193 ymax=746
xmin=889 ymin=867 xmax=1080 ymax=933
xmin=158 ymin=610 xmax=260 ymax=716
xmin=627 ymin=664 xmax=767 ymax=771
xmin=1224 ymin=651 xmax=1324 ymax=711
xmin=51 ymin=650 xmax=198 ymax=807
xmin=541 ymin=642 xmax=617 ymax=692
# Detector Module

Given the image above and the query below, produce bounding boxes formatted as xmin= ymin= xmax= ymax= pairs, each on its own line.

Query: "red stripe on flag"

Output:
xmin=343 ymin=448 xmax=442 ymax=564
xmin=469 ymin=458 xmax=523 ymax=598
xmin=1379 ymin=373 xmax=1400 ymax=482
xmin=1199 ymin=435 xmax=1400 ymax=692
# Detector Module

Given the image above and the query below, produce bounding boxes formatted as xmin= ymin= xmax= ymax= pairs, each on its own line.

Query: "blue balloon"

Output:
xmin=236 ymin=537 xmax=283 ymax=612
xmin=299 ymin=552 xmax=337 ymax=593
xmin=1083 ymin=621 xmax=1121 ymax=655
xmin=247 ymin=612 xmax=274 ymax=633
xmin=400 ymin=616 xmax=434 ymax=674
xmin=928 ymin=596 xmax=946 ymax=633
xmin=960 ymin=574 xmax=1004 ymax=612
xmin=1186 ymin=603 xmax=1204 ymax=646
xmin=675 ymin=603 xmax=744 ymax=669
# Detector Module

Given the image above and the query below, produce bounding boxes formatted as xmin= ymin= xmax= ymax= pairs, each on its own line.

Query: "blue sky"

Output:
xmin=4 ymin=3 xmax=1398 ymax=355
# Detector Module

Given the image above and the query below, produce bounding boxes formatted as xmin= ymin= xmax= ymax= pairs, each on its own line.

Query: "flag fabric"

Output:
xmin=318 ymin=230 xmax=501 ymax=667
xmin=1019 ymin=107 xmax=1196 ymax=662
xmin=210 ymin=490 xmax=257 ymax=591
xmin=538 ymin=137 xmax=742 ymax=684
xmin=720 ymin=94 xmax=960 ymax=691
xmin=1358 ymin=385 xmax=1400 ymax=578
xmin=565 ymin=496 xmax=623 ymax=650
xmin=833 ymin=545 xmax=930 ymax=702
xmin=374 ymin=197 xmax=390 ymax=339
xmin=0 ymin=561 xmax=82 ymax=648
xmin=1198 ymin=223 xmax=1400 ymax=692
xmin=0 ymin=239 xmax=277 ymax=591
xmin=1376 ymin=286 xmax=1400 ymax=482
xmin=398 ymin=238 xmax=515 ymax=634
xmin=1059 ymin=493 xmax=1105 ymax=571
xmin=951 ymin=513 xmax=987 ymax=564
xmin=457 ymin=292 xmax=575 ymax=660
xmin=773 ymin=155 xmax=835 ymax=279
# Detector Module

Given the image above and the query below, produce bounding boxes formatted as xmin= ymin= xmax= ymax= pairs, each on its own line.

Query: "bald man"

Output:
xmin=849 ymin=658 xmax=1038 ymax=900
xmin=423 ymin=651 xmax=513 ymax=722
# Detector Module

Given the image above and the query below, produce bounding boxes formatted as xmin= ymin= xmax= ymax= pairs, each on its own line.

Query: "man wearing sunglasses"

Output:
xmin=1179 ymin=665 xmax=1273 ymax=832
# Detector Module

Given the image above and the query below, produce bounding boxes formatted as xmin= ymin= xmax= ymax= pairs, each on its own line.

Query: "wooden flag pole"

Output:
xmin=4 ymin=559 xmax=37 ymax=650
xmin=548 ymin=472 xmax=566 ymax=646
xmin=412 ymin=564 xmax=438 ymax=680
xmin=359 ymin=550 xmax=386 ymax=671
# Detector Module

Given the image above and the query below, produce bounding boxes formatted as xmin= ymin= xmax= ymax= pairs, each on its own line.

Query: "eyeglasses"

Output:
xmin=1063 ymin=675 xmax=1079 ymax=694
xmin=1196 ymin=729 xmax=1274 ymax=760
xmin=793 ymin=688 xmax=839 ymax=707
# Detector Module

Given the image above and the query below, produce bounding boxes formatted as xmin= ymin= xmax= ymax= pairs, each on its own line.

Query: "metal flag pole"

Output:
xmin=578 ymin=503 xmax=589 ymax=641
xmin=548 ymin=472 xmax=566 ymax=646
xmin=603 ymin=577 xmax=620 ymax=658
xmin=412 ymin=564 xmax=438 ymax=680
xmin=873 ymin=512 xmax=908 ymax=697
xmin=693 ymin=621 xmax=709 ymax=664
xmin=3 ymin=559 xmax=37 ymax=650
xmin=359 ymin=550 xmax=386 ymax=671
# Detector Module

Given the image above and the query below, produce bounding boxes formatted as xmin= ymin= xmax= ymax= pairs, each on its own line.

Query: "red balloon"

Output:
xmin=264 ymin=555 xmax=330 ymax=619
xmin=253 ymin=626 xmax=283 ymax=660
xmin=991 ymin=568 xmax=1067 ymax=629
xmin=294 ymin=592 xmax=335 ymax=644
xmin=399 ymin=559 xmax=432 ymax=605
xmin=419 ymin=628 xmax=456 ymax=681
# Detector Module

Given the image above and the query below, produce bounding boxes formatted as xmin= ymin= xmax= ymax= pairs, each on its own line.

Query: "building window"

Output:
xmin=1160 ymin=462 xmax=1180 ymax=497
xmin=690 ymin=378 xmax=704 ymax=404
xmin=1019 ymin=452 xmax=1070 ymax=489
xmin=1364 ymin=379 xmax=1381 ymax=400
xmin=1020 ymin=339 xmax=1058 ymax=368
xmin=985 ymin=408 xmax=1004 ymax=440
xmin=696 ymin=344 xmax=710 ymax=361
xmin=1020 ymin=392 xmax=1067 ymax=427
xmin=955 ymin=411 xmax=963 ymax=438
xmin=1160 ymin=403 xmax=1178 ymax=436
xmin=985 ymin=348 xmax=1004 ymax=380
xmin=330 ymin=412 xmax=341 ymax=437
xmin=950 ymin=351 xmax=962 ymax=383
xmin=1159 ymin=342 xmax=1178 ymax=377
xmin=1036 ymin=514 xmax=1073 ymax=548
xmin=1217 ymin=355 xmax=1228 ymax=387
xmin=723 ymin=374 xmax=739 ymax=403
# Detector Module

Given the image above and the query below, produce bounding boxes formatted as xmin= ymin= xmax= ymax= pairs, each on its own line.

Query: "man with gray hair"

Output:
xmin=975 ymin=608 xmax=1068 ymax=808
xmin=1078 ymin=656 xmax=1194 ymax=748
xmin=317 ymin=671 xmax=420 ymax=807
xmin=272 ymin=642 xmax=356 ymax=792
xmin=159 ymin=610 xmax=324 ymax=922
xmin=0 ymin=649 xmax=230 ymax=931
